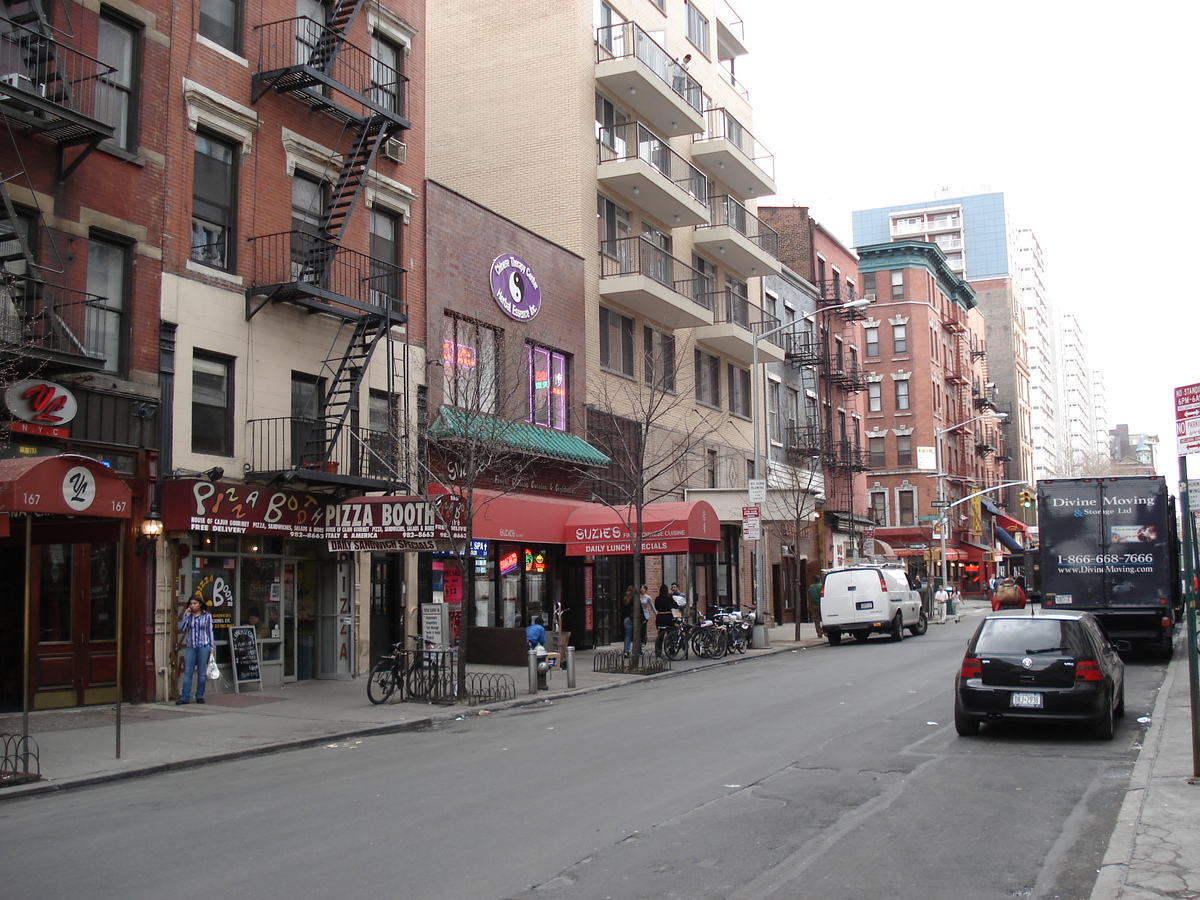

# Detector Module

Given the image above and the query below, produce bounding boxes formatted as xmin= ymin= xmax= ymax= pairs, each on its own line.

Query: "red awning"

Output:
xmin=565 ymin=500 xmax=720 ymax=556
xmin=0 ymin=455 xmax=132 ymax=518
xmin=893 ymin=547 xmax=965 ymax=560
xmin=994 ymin=512 xmax=1026 ymax=533
xmin=428 ymin=485 xmax=585 ymax=544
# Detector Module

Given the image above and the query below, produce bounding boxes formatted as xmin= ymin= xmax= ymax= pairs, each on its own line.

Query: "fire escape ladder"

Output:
xmin=302 ymin=314 xmax=386 ymax=465
xmin=321 ymin=114 xmax=388 ymax=245
xmin=305 ymin=0 xmax=364 ymax=74
xmin=11 ymin=2 xmax=74 ymax=110
xmin=0 ymin=176 xmax=39 ymax=276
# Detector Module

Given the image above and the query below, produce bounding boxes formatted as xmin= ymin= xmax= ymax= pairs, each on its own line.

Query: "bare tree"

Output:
xmin=582 ymin=333 xmax=726 ymax=664
xmin=758 ymin=449 xmax=825 ymax=638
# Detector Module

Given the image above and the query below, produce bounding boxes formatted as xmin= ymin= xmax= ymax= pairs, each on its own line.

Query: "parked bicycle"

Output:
xmin=367 ymin=635 xmax=445 ymax=704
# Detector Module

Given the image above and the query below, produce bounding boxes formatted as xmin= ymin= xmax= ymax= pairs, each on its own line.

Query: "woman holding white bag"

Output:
xmin=177 ymin=595 xmax=215 ymax=705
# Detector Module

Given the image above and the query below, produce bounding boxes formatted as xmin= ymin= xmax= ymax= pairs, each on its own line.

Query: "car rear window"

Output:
xmin=973 ymin=619 xmax=1077 ymax=656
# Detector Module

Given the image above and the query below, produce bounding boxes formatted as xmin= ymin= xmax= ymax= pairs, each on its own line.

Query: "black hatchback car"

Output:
xmin=954 ymin=611 xmax=1127 ymax=740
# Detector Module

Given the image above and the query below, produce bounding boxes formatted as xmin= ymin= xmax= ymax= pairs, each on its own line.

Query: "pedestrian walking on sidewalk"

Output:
xmin=177 ymin=595 xmax=214 ymax=705
xmin=653 ymin=584 xmax=678 ymax=655
xmin=934 ymin=586 xmax=949 ymax=624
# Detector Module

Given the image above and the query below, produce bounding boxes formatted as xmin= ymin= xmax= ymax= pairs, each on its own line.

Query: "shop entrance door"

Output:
xmin=317 ymin=560 xmax=353 ymax=678
xmin=31 ymin=542 xmax=120 ymax=709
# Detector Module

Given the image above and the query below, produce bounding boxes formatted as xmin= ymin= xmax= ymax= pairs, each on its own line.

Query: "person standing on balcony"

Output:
xmin=672 ymin=54 xmax=691 ymax=93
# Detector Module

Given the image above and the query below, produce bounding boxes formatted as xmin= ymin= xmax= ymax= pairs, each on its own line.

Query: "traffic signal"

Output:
xmin=1019 ymin=489 xmax=1033 ymax=509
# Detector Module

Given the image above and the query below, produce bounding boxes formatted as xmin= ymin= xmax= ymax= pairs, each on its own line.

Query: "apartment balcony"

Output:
xmin=0 ymin=20 xmax=116 ymax=176
xmin=245 ymin=417 xmax=403 ymax=492
xmin=598 ymin=236 xmax=713 ymax=329
xmin=691 ymin=109 xmax=776 ymax=199
xmin=693 ymin=290 xmax=784 ymax=365
xmin=694 ymin=195 xmax=781 ymax=278
xmin=597 ymin=124 xmax=709 ymax=227
xmin=826 ymin=360 xmax=868 ymax=392
xmin=252 ymin=18 xmax=410 ymax=131
xmin=244 ymin=232 xmax=407 ymax=323
xmin=595 ymin=22 xmax=705 ymax=136
xmin=826 ymin=439 xmax=870 ymax=472
xmin=0 ymin=273 xmax=107 ymax=374
xmin=715 ymin=1 xmax=750 ymax=60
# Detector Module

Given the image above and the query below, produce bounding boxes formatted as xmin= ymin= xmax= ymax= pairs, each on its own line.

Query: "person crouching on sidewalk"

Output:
xmin=177 ymin=595 xmax=214 ymax=705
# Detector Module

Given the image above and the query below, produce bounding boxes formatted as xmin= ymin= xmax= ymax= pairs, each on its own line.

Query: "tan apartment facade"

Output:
xmin=428 ymin=1 xmax=783 ymax=623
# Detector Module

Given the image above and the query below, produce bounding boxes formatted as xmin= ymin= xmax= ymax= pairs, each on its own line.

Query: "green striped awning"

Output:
xmin=428 ymin=408 xmax=611 ymax=467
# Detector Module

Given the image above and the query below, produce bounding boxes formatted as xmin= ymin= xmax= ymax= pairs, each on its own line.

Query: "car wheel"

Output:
xmin=891 ymin=614 xmax=904 ymax=641
xmin=909 ymin=611 xmax=928 ymax=636
xmin=1115 ymin=682 xmax=1125 ymax=718
xmin=827 ymin=631 xmax=842 ymax=646
xmin=1093 ymin=693 xmax=1115 ymax=740
xmin=955 ymin=707 xmax=980 ymax=736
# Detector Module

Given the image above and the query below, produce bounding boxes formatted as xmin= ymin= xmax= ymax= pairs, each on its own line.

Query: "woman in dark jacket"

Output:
xmin=653 ymin=584 xmax=677 ymax=655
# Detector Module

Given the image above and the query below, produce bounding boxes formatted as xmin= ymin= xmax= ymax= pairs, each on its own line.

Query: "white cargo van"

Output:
xmin=820 ymin=566 xmax=927 ymax=645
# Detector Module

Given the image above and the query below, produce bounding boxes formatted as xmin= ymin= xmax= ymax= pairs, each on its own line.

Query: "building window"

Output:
xmin=599 ymin=306 xmax=634 ymax=376
xmin=192 ymin=353 xmax=233 ymax=456
xmin=728 ymin=364 xmax=751 ymax=418
xmin=443 ymin=315 xmax=499 ymax=414
xmin=192 ymin=131 xmax=237 ymax=269
xmin=695 ymin=349 xmax=720 ymax=407
xmin=870 ymin=492 xmax=887 ymax=526
xmin=291 ymin=372 xmax=324 ymax=466
xmin=865 ymin=326 xmax=879 ymax=358
xmin=367 ymin=390 xmax=397 ymax=477
xmin=767 ymin=380 xmax=781 ymax=443
xmin=369 ymin=208 xmax=402 ymax=312
xmin=199 ymin=0 xmax=241 ymax=53
xmin=85 ymin=235 xmax=128 ymax=374
xmin=725 ymin=274 xmax=749 ymax=327
xmin=868 ymin=382 xmax=882 ymax=412
xmin=706 ymin=448 xmax=717 ymax=488
xmin=890 ymin=270 xmax=904 ymax=300
xmin=693 ymin=254 xmax=716 ymax=307
xmin=370 ymin=32 xmax=403 ymax=114
xmin=643 ymin=327 xmax=675 ymax=392
xmin=863 ymin=271 xmax=876 ymax=295
xmin=97 ymin=12 xmax=138 ymax=150
xmin=0 ymin=208 xmax=35 ymax=276
xmin=597 ymin=195 xmax=631 ymax=270
xmin=528 ymin=345 xmax=568 ymax=430
xmin=898 ymin=489 xmax=915 ymax=526
xmin=685 ymin=2 xmax=709 ymax=55
xmin=892 ymin=322 xmax=907 ymax=354
xmin=869 ymin=436 xmax=886 ymax=468
xmin=897 ymin=434 xmax=913 ymax=466
xmin=291 ymin=173 xmax=327 ymax=274
xmin=895 ymin=379 xmax=910 ymax=411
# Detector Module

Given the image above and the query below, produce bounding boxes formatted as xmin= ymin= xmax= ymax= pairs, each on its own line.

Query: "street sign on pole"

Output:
xmin=1175 ymin=382 xmax=1200 ymax=455
xmin=930 ymin=500 xmax=950 ymax=508
xmin=742 ymin=506 xmax=761 ymax=541
xmin=748 ymin=478 xmax=766 ymax=504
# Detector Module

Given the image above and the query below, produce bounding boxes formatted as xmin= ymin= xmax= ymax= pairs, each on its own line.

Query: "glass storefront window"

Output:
xmin=89 ymin=543 xmax=118 ymax=640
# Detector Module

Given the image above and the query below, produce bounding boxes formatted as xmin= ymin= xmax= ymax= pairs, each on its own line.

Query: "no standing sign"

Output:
xmin=1175 ymin=382 xmax=1200 ymax=455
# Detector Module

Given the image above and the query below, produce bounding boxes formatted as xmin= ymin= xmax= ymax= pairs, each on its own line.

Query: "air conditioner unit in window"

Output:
xmin=863 ymin=292 xmax=876 ymax=302
xmin=381 ymin=138 xmax=406 ymax=164
xmin=0 ymin=72 xmax=42 ymax=96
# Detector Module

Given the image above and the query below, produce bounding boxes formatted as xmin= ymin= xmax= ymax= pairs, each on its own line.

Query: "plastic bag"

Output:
xmin=206 ymin=650 xmax=220 ymax=681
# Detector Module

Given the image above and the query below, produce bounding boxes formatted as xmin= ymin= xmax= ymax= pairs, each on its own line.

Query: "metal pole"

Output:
xmin=21 ymin=512 xmax=31 ymax=778
xmin=116 ymin=527 xmax=125 ymax=759
xmin=937 ymin=429 xmax=948 ymax=599
xmin=1179 ymin=456 xmax=1200 ymax=778
xmin=752 ymin=333 xmax=763 ymax=626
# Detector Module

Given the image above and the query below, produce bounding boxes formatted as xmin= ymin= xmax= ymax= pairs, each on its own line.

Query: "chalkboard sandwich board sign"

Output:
xmin=228 ymin=625 xmax=263 ymax=692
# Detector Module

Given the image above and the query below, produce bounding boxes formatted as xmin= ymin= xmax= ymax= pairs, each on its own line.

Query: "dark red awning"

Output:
xmin=565 ymin=500 xmax=720 ymax=556
xmin=0 ymin=455 xmax=131 ymax=518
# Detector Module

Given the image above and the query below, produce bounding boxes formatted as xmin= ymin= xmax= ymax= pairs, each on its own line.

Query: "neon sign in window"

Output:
xmin=527 ymin=345 xmax=567 ymax=430
xmin=499 ymin=550 xmax=520 ymax=575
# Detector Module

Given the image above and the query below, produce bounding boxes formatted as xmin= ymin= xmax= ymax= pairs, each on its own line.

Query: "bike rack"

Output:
xmin=592 ymin=650 xmax=671 ymax=675
xmin=0 ymin=733 xmax=41 ymax=786
xmin=461 ymin=672 xmax=516 ymax=705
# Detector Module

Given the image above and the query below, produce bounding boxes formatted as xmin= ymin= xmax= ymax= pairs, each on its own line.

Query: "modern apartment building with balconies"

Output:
xmin=427 ymin=1 xmax=783 ymax=630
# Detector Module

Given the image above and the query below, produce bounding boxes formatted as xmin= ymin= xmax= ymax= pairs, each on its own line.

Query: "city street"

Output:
xmin=0 ymin=622 xmax=1167 ymax=900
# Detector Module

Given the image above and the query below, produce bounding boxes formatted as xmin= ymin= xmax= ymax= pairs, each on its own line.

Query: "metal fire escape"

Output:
xmin=1 ymin=0 xmax=113 ymax=374
xmin=245 ymin=1 xmax=411 ymax=491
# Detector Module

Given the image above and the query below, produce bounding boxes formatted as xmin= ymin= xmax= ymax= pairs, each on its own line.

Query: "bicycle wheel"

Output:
xmin=405 ymin=658 xmax=439 ymax=701
xmin=663 ymin=628 xmax=688 ymax=661
xmin=367 ymin=658 xmax=398 ymax=704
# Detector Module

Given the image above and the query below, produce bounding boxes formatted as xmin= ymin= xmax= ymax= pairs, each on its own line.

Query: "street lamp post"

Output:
xmin=933 ymin=411 xmax=1007 ymax=596
xmin=750 ymin=297 xmax=871 ymax=635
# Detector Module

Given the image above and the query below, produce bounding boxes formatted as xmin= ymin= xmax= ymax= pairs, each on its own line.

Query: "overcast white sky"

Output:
xmin=733 ymin=0 xmax=1200 ymax=475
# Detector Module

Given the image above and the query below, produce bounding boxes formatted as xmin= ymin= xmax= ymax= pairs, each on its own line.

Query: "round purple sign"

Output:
xmin=490 ymin=254 xmax=541 ymax=321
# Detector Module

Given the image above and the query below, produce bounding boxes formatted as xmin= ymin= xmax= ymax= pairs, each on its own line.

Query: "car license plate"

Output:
xmin=1011 ymin=692 xmax=1043 ymax=709
xmin=855 ymin=601 xmax=874 ymax=610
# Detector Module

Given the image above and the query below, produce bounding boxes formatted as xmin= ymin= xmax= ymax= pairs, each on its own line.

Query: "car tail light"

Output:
xmin=1076 ymin=660 xmax=1103 ymax=682
xmin=1162 ymin=616 xmax=1173 ymax=628
xmin=960 ymin=656 xmax=982 ymax=678
xmin=878 ymin=573 xmax=888 ymax=592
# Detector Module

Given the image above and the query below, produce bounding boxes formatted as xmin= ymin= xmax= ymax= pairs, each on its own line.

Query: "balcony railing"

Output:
xmin=0 ymin=273 xmax=106 ymax=369
xmin=696 ymin=109 xmax=774 ymax=180
xmin=245 ymin=232 xmax=406 ymax=320
xmin=598 ymin=123 xmax=708 ymax=206
xmin=595 ymin=21 xmax=704 ymax=114
xmin=245 ymin=417 xmax=401 ymax=483
xmin=826 ymin=440 xmax=870 ymax=472
xmin=598 ymin=235 xmax=711 ymax=310
xmin=784 ymin=333 xmax=822 ymax=368
xmin=0 ymin=21 xmax=117 ymax=143
xmin=252 ymin=17 xmax=409 ymax=124
xmin=826 ymin=360 xmax=868 ymax=392
xmin=703 ymin=195 xmax=779 ymax=257
xmin=785 ymin=422 xmax=823 ymax=458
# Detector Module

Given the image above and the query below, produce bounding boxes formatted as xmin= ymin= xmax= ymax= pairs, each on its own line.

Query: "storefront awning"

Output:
xmin=428 ymin=485 xmax=585 ymax=544
xmin=0 ymin=454 xmax=131 ymax=518
xmin=893 ymin=547 xmax=965 ymax=560
xmin=565 ymin=500 xmax=720 ymax=556
xmin=994 ymin=525 xmax=1024 ymax=552
xmin=428 ymin=408 xmax=612 ymax=467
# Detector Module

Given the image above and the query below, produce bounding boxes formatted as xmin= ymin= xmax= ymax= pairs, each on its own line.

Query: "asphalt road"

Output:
xmin=0 ymin=618 xmax=1166 ymax=900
